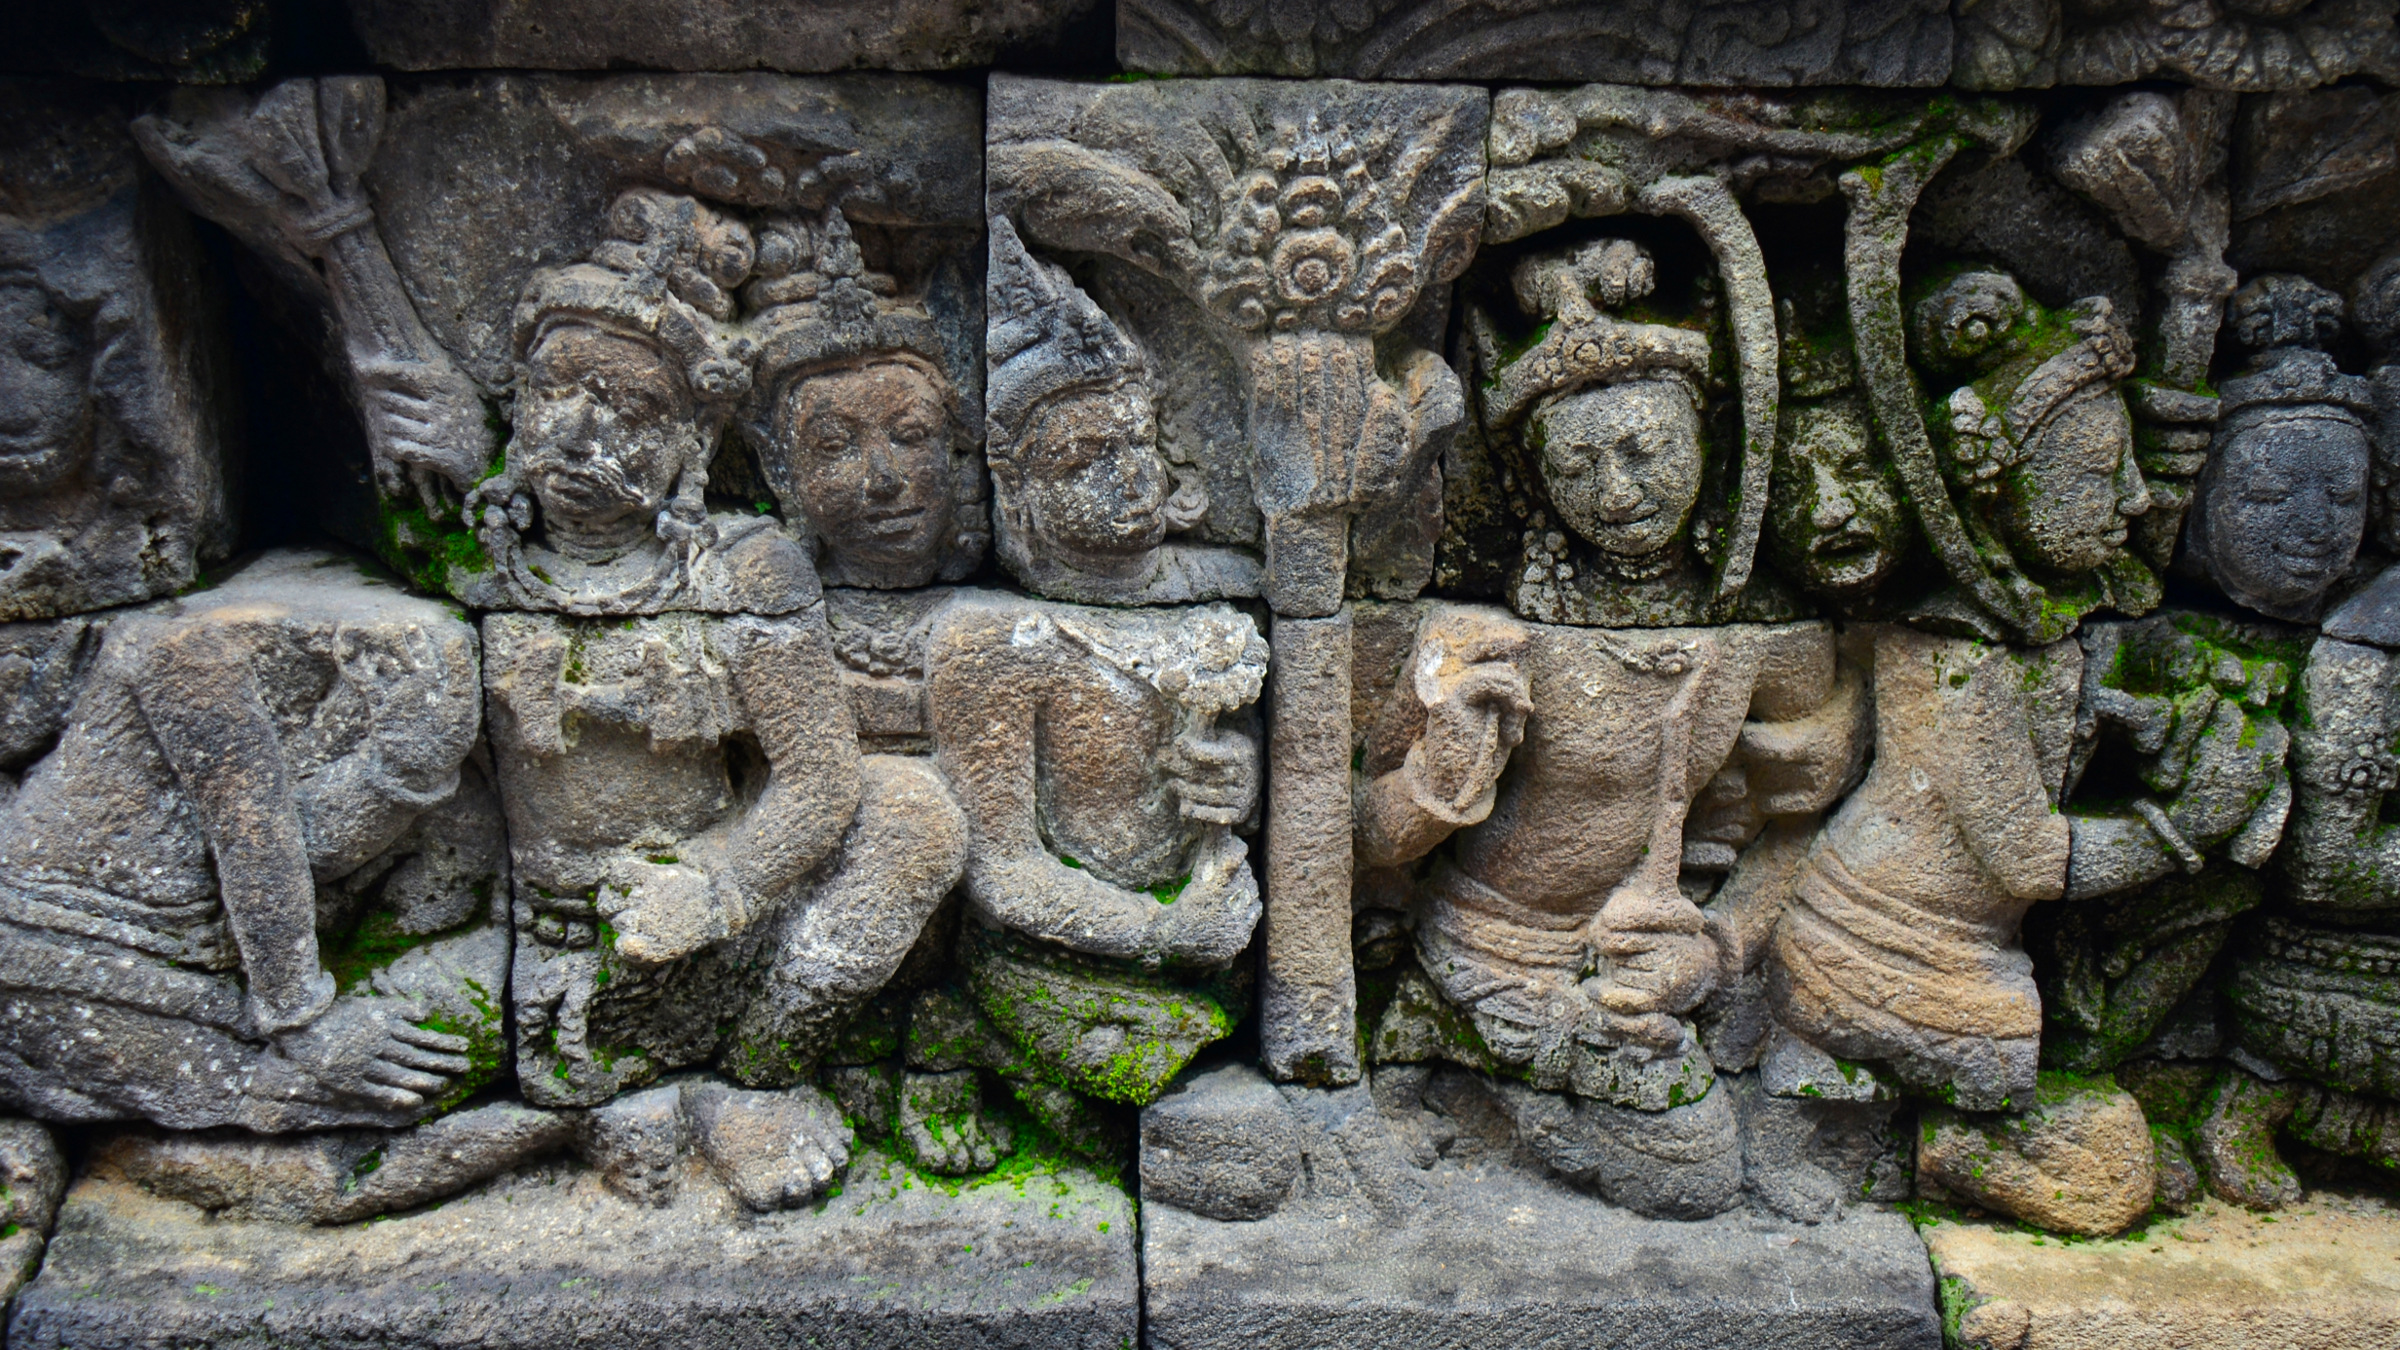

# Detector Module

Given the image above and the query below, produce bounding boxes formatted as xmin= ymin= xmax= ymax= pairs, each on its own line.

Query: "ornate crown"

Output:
xmin=985 ymin=213 xmax=1150 ymax=466
xmin=1478 ymin=239 xmax=1712 ymax=432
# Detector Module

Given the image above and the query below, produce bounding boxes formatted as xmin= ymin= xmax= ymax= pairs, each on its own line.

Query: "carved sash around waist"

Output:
xmin=1779 ymin=844 xmax=2039 ymax=1040
xmin=0 ymin=876 xmax=231 ymax=970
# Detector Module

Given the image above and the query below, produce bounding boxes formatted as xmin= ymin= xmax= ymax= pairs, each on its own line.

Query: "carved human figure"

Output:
xmin=0 ymin=553 xmax=502 ymax=1132
xmin=922 ymin=594 xmax=1266 ymax=1160
xmin=2032 ymin=614 xmax=2297 ymax=1072
xmin=485 ymin=603 xmax=967 ymax=1112
xmin=1762 ymin=616 xmax=2287 ymax=1115
xmin=2186 ymin=275 xmax=2377 ymax=622
xmin=0 ymin=86 xmax=233 ymax=622
xmin=1354 ymin=601 xmax=1868 ymax=1216
xmin=460 ymin=189 xmax=811 ymax=616
xmin=1908 ymin=269 xmax=2157 ymax=635
xmin=983 ymin=218 xmax=1255 ymax=605
xmin=1480 ymin=239 xmax=1799 ymax=627
xmin=1764 ymin=395 xmax=1910 ymax=605
xmin=744 ymin=208 xmax=986 ymax=591
xmin=987 ymin=76 xmax=1484 ymax=616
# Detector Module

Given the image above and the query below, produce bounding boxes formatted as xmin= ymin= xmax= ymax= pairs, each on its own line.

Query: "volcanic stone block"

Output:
xmin=1922 ymin=1195 xmax=2400 ymax=1349
xmin=9 ymin=1150 xmax=1137 ymax=1350
xmin=1142 ymin=1156 xmax=1940 ymax=1349
xmin=1118 ymin=0 xmax=1954 ymax=85
xmin=349 ymin=0 xmax=1095 ymax=73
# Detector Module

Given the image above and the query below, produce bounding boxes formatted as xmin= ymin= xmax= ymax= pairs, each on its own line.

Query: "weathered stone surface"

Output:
xmin=90 ymin=1101 xmax=581 ymax=1224
xmin=1918 ymin=1079 xmax=2157 ymax=1238
xmin=1138 ymin=1062 xmax=1303 ymax=1221
xmin=1145 ymin=1085 xmax=1940 ymax=1349
xmin=682 ymin=1078 xmax=852 ymax=1212
xmin=1954 ymin=0 xmax=2400 ymax=90
xmin=927 ymin=593 xmax=1265 ymax=1125
xmin=0 ymin=81 xmax=236 ymax=621
xmin=140 ymin=73 xmax=984 ymax=614
xmin=1260 ymin=609 xmax=1356 ymax=1083
xmin=1119 ymin=0 xmax=1954 ymax=85
xmin=0 ymin=1 xmax=268 ymax=82
xmin=487 ymin=606 xmax=967 ymax=1104
xmin=9 ymin=1151 xmax=1137 ymax=1349
xmin=0 ymin=551 xmax=505 ymax=1134
xmin=0 ymin=1117 xmax=65 ymax=1305
xmin=989 ymin=74 xmax=1485 ymax=617
xmin=1923 ymin=1194 xmax=2400 ymax=1350
xmin=349 ymin=0 xmax=1095 ymax=73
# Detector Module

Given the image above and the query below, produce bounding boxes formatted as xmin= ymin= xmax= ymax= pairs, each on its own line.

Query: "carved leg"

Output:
xmin=723 ymin=756 xmax=967 ymax=1088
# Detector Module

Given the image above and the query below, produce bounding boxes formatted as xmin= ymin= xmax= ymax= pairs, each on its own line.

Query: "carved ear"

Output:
xmin=989 ymin=140 xmax=1198 ymax=284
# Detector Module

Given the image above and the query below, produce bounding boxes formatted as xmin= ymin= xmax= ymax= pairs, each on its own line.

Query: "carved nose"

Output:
xmin=864 ymin=442 xmax=902 ymax=496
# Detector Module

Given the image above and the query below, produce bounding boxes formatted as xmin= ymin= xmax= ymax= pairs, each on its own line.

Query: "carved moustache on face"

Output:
xmin=1767 ymin=398 xmax=1906 ymax=600
xmin=515 ymin=326 xmax=702 ymax=558
xmin=778 ymin=359 xmax=957 ymax=587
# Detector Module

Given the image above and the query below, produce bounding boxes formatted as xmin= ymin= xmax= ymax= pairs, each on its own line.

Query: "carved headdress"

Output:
xmin=2215 ymin=275 xmax=2374 ymax=435
xmin=985 ymin=213 xmax=1150 ymax=468
xmin=1916 ymin=271 xmax=2138 ymax=503
xmin=502 ymin=188 xmax=760 ymax=542
xmin=1478 ymin=239 xmax=1713 ymax=433
xmin=738 ymin=205 xmax=985 ymax=578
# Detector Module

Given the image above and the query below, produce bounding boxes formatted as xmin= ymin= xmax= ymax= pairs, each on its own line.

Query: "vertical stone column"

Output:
xmin=1262 ymin=608 xmax=1357 ymax=1085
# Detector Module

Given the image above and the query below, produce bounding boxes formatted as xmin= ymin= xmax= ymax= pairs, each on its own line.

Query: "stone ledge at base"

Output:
xmin=1141 ymin=1160 xmax=1940 ymax=1350
xmin=1925 ymin=1193 xmax=2400 ymax=1350
xmin=6 ymin=1150 xmax=1136 ymax=1350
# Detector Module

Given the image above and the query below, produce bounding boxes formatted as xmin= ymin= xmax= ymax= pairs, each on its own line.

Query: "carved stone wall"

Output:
xmin=3 ymin=4 xmax=2399 ymax=1348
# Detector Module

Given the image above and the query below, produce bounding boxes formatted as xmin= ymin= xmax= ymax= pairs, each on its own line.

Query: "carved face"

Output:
xmin=778 ymin=360 xmax=955 ymax=587
xmin=2201 ymin=411 xmax=2369 ymax=615
xmin=1994 ymin=387 xmax=2149 ymax=577
xmin=0 ymin=283 xmax=90 ymax=494
xmin=1533 ymin=379 xmax=1703 ymax=563
xmin=1015 ymin=385 xmax=1167 ymax=568
xmin=1766 ymin=398 xmax=1906 ymax=599
xmin=515 ymin=326 xmax=700 ymax=555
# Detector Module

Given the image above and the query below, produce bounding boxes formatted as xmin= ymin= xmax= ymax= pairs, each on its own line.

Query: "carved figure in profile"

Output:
xmin=0 ymin=84 xmax=234 ymax=622
xmin=920 ymin=595 xmax=1266 ymax=1163
xmin=0 ymin=554 xmax=503 ymax=1133
xmin=1477 ymin=239 xmax=1799 ymax=628
xmin=984 ymin=218 xmax=1257 ymax=606
xmin=485 ymin=603 xmax=967 ymax=1110
xmin=460 ymin=190 xmax=811 ymax=616
xmin=1902 ymin=269 xmax=2158 ymax=639
xmin=1354 ymin=597 xmax=1869 ymax=1217
xmin=742 ymin=207 xmax=986 ymax=592
xmin=2185 ymin=275 xmax=2377 ymax=622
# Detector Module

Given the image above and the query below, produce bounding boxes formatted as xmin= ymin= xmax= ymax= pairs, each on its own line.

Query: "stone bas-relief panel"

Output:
xmin=0 ymin=82 xmax=236 ymax=623
xmin=137 ymin=72 xmax=985 ymax=617
xmin=1445 ymin=83 xmax=2252 ymax=644
xmin=989 ymin=74 xmax=1486 ymax=619
xmin=0 ymin=552 xmax=506 ymax=1134
xmin=1120 ymin=0 xmax=2400 ymax=89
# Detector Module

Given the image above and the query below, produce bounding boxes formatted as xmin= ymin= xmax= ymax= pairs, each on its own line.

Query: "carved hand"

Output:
xmin=600 ymin=848 xmax=742 ymax=967
xmin=2165 ymin=700 xmax=2290 ymax=847
xmin=1149 ymin=829 xmax=1262 ymax=967
xmin=355 ymin=356 xmax=498 ymax=508
xmin=1410 ymin=660 xmax=1532 ymax=816
xmin=266 ymin=995 xmax=470 ymax=1114
xmin=1163 ymin=725 xmax=1260 ymax=825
